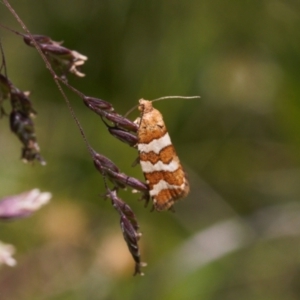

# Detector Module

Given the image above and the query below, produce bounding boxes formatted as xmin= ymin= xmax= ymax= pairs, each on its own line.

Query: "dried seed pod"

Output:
xmin=92 ymin=151 xmax=120 ymax=174
xmin=108 ymin=190 xmax=146 ymax=275
xmin=109 ymin=190 xmax=139 ymax=231
xmin=98 ymin=110 xmax=138 ymax=133
xmin=10 ymin=88 xmax=36 ymax=117
xmin=9 ymin=111 xmax=45 ymax=165
xmin=108 ymin=127 xmax=138 ymax=147
xmin=83 ymin=96 xmax=114 ymax=112
xmin=106 ymin=169 xmax=149 ymax=193
xmin=23 ymin=34 xmax=88 ymax=77
xmin=0 ymin=74 xmax=11 ymax=101
xmin=23 ymin=34 xmax=60 ymax=47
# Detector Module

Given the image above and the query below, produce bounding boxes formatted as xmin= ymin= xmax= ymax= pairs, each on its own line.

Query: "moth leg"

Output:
xmin=131 ymin=156 xmax=140 ymax=167
xmin=134 ymin=117 xmax=141 ymax=126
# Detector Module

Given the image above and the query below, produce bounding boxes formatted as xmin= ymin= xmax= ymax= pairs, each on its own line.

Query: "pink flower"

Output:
xmin=0 ymin=242 xmax=16 ymax=267
xmin=0 ymin=189 xmax=51 ymax=220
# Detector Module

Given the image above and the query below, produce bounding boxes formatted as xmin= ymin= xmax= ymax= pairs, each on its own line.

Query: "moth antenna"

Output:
xmin=151 ymin=95 xmax=200 ymax=103
xmin=124 ymin=95 xmax=200 ymax=118
xmin=124 ymin=104 xmax=139 ymax=118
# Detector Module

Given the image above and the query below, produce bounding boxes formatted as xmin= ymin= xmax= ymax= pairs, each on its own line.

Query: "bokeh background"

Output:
xmin=1 ymin=0 xmax=300 ymax=299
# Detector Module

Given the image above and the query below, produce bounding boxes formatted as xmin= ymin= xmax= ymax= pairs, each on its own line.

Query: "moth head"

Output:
xmin=138 ymin=99 xmax=153 ymax=114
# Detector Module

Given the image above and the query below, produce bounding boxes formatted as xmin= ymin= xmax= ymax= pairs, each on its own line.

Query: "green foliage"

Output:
xmin=1 ymin=0 xmax=300 ymax=299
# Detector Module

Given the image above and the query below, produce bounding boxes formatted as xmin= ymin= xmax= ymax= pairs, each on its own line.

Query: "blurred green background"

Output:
xmin=1 ymin=0 xmax=300 ymax=299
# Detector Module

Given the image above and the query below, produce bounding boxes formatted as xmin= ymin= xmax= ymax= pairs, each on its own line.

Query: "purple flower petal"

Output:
xmin=0 ymin=189 xmax=51 ymax=220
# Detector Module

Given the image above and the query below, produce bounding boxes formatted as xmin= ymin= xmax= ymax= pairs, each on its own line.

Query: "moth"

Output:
xmin=135 ymin=99 xmax=190 ymax=211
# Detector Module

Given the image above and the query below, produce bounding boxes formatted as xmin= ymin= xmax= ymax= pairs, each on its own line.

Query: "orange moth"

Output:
xmin=135 ymin=98 xmax=191 ymax=211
